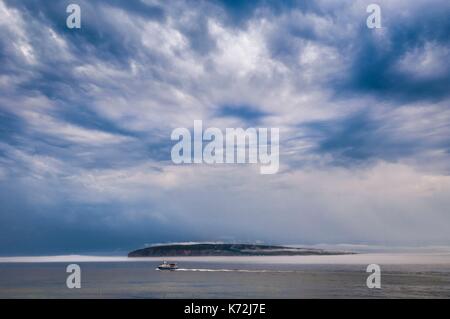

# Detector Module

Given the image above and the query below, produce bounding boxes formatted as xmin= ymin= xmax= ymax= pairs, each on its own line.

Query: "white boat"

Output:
xmin=157 ymin=261 xmax=178 ymax=271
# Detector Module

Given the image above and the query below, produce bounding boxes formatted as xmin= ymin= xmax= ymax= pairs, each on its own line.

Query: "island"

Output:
xmin=128 ymin=243 xmax=354 ymax=257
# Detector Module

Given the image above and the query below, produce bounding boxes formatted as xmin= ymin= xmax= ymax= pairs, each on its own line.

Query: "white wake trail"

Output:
xmin=172 ymin=268 xmax=295 ymax=273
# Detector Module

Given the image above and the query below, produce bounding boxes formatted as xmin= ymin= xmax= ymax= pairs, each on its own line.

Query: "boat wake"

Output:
xmin=172 ymin=268 xmax=295 ymax=273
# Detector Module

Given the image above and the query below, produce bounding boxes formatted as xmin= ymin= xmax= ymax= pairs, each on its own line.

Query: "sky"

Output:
xmin=0 ymin=0 xmax=449 ymax=255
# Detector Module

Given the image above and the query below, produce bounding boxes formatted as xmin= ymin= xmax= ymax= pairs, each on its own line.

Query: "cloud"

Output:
xmin=0 ymin=0 xmax=449 ymax=253
xmin=339 ymin=1 xmax=450 ymax=101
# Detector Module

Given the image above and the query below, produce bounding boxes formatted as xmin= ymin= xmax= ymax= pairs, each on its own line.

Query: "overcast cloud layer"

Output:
xmin=1 ymin=0 xmax=450 ymax=254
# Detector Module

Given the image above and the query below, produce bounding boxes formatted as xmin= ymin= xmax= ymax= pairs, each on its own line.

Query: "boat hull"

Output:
xmin=157 ymin=265 xmax=178 ymax=271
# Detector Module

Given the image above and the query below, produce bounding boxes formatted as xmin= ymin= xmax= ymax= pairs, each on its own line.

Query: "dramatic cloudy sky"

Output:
xmin=1 ymin=0 xmax=449 ymax=254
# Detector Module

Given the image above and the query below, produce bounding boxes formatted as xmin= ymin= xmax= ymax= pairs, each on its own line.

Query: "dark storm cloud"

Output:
xmin=0 ymin=186 xmax=190 ymax=255
xmin=214 ymin=0 xmax=320 ymax=26
xmin=0 ymin=110 xmax=23 ymax=145
xmin=340 ymin=4 xmax=450 ymax=102
xmin=300 ymin=111 xmax=427 ymax=166
xmin=2 ymin=0 xmax=167 ymax=91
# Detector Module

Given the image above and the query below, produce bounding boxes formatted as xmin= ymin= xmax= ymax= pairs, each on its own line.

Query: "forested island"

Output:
xmin=128 ymin=243 xmax=354 ymax=257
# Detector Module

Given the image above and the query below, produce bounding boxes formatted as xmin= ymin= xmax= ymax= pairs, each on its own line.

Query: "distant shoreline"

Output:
xmin=128 ymin=243 xmax=355 ymax=257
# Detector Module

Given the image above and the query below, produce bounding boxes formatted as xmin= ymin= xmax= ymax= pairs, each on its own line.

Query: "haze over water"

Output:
xmin=1 ymin=249 xmax=450 ymax=298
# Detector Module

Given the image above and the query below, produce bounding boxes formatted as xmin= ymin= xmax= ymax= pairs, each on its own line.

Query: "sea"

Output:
xmin=1 ymin=252 xmax=450 ymax=298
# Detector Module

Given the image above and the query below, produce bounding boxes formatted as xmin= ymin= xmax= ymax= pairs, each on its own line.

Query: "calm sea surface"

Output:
xmin=1 ymin=254 xmax=450 ymax=298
